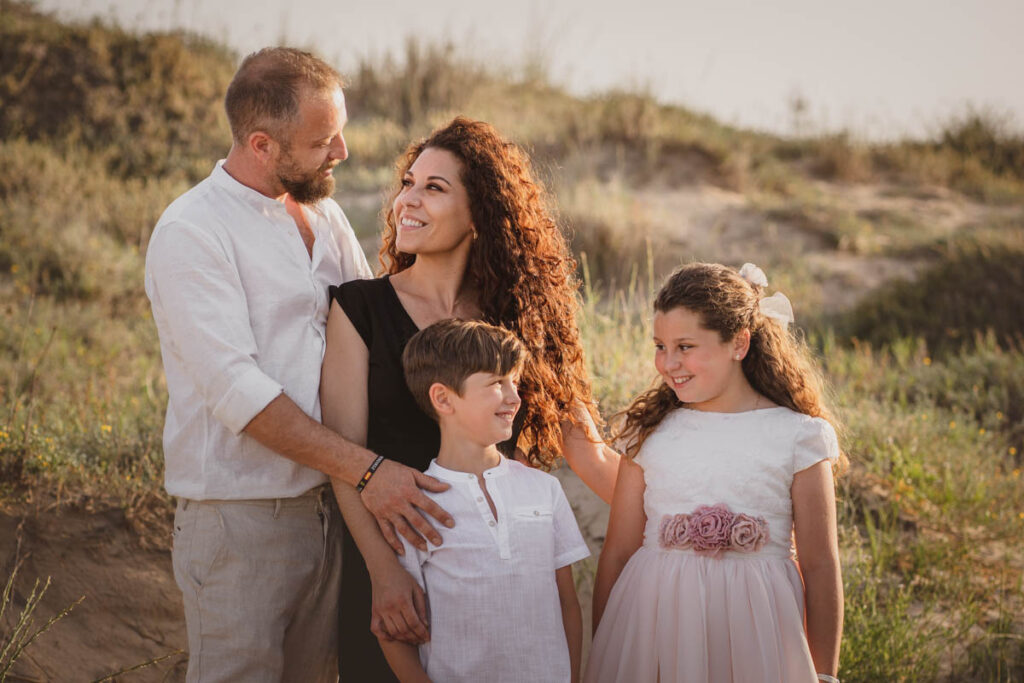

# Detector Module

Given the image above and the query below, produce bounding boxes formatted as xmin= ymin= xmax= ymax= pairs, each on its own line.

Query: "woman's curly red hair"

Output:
xmin=379 ymin=117 xmax=599 ymax=468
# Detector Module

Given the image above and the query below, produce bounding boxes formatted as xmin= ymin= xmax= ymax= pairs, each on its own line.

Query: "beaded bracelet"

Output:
xmin=356 ymin=455 xmax=385 ymax=492
xmin=817 ymin=674 xmax=840 ymax=683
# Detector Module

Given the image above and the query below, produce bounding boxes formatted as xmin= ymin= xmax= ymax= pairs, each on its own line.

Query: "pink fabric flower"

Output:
xmin=686 ymin=504 xmax=734 ymax=558
xmin=658 ymin=513 xmax=692 ymax=549
xmin=730 ymin=513 xmax=770 ymax=553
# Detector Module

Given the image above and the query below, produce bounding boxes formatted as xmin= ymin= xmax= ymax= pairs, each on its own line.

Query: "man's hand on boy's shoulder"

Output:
xmin=361 ymin=459 xmax=455 ymax=553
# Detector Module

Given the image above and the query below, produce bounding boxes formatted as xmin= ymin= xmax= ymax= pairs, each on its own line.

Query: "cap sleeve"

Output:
xmin=329 ymin=280 xmax=374 ymax=349
xmin=792 ymin=416 xmax=839 ymax=473
xmin=550 ymin=479 xmax=591 ymax=569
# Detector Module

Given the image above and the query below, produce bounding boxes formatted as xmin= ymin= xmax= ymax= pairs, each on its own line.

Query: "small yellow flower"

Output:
xmin=1019 ymin=512 xmax=1024 ymax=520
xmin=949 ymin=420 xmax=956 ymax=429
xmin=1011 ymin=448 xmax=1019 ymax=457
xmin=101 ymin=424 xmax=112 ymax=433
xmin=997 ymin=411 xmax=1004 ymax=420
xmin=923 ymin=357 xmax=932 ymax=366
xmin=920 ymin=414 xmax=928 ymax=421
xmin=10 ymin=264 xmax=19 ymax=274
xmin=979 ymin=428 xmax=986 ymax=435
xmin=1012 ymin=468 xmax=1021 ymax=477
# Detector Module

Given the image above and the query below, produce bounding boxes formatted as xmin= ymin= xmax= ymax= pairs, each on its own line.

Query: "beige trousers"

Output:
xmin=172 ymin=486 xmax=341 ymax=682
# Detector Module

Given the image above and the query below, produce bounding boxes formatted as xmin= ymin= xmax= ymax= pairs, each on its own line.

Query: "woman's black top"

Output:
xmin=328 ymin=275 xmax=524 ymax=680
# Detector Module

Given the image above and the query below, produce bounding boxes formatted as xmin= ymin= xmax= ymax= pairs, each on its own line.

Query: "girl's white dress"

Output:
xmin=585 ymin=406 xmax=839 ymax=683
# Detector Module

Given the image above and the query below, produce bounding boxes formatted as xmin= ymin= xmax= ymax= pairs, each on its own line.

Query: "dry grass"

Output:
xmin=2 ymin=4 xmax=1024 ymax=678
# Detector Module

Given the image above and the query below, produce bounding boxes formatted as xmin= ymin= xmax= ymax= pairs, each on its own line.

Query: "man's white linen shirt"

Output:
xmin=397 ymin=457 xmax=590 ymax=683
xmin=145 ymin=161 xmax=372 ymax=500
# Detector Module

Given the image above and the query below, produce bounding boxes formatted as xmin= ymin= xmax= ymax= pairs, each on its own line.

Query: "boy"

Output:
xmin=383 ymin=319 xmax=590 ymax=683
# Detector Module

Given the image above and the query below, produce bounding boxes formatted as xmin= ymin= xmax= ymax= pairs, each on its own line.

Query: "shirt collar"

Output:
xmin=209 ymin=160 xmax=292 ymax=214
xmin=427 ymin=456 xmax=510 ymax=483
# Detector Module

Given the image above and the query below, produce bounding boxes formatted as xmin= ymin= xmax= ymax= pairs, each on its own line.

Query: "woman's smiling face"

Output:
xmin=393 ymin=147 xmax=475 ymax=256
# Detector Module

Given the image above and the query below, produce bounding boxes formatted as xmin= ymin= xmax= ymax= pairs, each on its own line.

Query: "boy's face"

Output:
xmin=444 ymin=371 xmax=522 ymax=446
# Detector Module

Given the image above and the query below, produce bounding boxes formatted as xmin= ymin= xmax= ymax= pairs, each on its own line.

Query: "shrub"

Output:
xmin=835 ymin=233 xmax=1024 ymax=355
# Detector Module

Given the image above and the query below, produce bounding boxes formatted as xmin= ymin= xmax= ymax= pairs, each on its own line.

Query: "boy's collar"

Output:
xmin=427 ymin=456 xmax=510 ymax=482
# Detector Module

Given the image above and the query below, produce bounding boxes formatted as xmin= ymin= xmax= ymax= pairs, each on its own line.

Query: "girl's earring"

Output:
xmin=471 ymin=227 xmax=479 ymax=241
xmin=735 ymin=354 xmax=742 ymax=360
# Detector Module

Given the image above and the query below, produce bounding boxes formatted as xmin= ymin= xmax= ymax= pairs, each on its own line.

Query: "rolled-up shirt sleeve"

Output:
xmin=146 ymin=219 xmax=283 ymax=435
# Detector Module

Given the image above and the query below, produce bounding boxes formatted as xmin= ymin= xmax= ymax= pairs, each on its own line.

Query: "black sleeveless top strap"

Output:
xmin=330 ymin=276 xmax=440 ymax=470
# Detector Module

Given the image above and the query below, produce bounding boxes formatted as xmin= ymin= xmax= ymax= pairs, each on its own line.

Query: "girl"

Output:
xmin=585 ymin=262 xmax=844 ymax=683
xmin=321 ymin=117 xmax=619 ymax=681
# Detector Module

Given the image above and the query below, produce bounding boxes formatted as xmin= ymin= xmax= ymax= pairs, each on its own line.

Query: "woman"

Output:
xmin=321 ymin=117 xmax=620 ymax=680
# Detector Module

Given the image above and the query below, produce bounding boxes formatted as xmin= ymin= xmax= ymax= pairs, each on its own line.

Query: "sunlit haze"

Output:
xmin=32 ymin=0 xmax=1024 ymax=140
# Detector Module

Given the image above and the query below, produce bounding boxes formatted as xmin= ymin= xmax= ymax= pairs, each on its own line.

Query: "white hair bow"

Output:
xmin=759 ymin=292 xmax=794 ymax=326
xmin=739 ymin=262 xmax=795 ymax=326
xmin=738 ymin=263 xmax=768 ymax=288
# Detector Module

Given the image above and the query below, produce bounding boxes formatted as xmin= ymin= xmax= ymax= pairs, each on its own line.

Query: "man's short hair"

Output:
xmin=402 ymin=319 xmax=526 ymax=420
xmin=225 ymin=47 xmax=344 ymax=144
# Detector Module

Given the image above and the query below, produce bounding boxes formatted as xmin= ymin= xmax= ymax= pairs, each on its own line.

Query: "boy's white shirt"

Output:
xmin=397 ymin=457 xmax=590 ymax=683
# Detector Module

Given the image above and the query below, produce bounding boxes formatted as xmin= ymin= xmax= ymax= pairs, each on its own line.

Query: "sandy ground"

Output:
xmin=0 ymin=473 xmax=608 ymax=682
xmin=1 ymin=506 xmax=188 ymax=681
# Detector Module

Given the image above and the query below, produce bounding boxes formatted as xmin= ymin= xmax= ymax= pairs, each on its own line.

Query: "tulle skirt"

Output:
xmin=584 ymin=546 xmax=817 ymax=683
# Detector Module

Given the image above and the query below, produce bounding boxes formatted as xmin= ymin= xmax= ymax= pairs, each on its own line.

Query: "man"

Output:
xmin=145 ymin=48 xmax=452 ymax=681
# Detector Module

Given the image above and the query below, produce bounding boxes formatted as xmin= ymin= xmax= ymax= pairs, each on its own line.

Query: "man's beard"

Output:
xmin=277 ymin=158 xmax=336 ymax=205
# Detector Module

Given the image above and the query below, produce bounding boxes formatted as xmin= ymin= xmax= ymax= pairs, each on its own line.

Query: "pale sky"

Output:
xmin=33 ymin=0 xmax=1024 ymax=140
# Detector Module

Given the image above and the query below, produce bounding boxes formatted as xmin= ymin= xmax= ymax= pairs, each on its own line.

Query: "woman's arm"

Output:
xmin=592 ymin=456 xmax=646 ymax=632
xmin=321 ymin=300 xmax=434 ymax=644
xmin=792 ymin=460 xmax=843 ymax=677
xmin=379 ymin=638 xmax=432 ymax=683
xmin=555 ymin=565 xmax=583 ymax=683
xmin=561 ymin=402 xmax=621 ymax=504
xmin=322 ymin=299 xmax=453 ymax=551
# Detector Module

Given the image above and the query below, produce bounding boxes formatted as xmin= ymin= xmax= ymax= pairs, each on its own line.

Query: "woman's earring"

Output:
xmin=735 ymin=354 xmax=742 ymax=360
xmin=471 ymin=227 xmax=479 ymax=241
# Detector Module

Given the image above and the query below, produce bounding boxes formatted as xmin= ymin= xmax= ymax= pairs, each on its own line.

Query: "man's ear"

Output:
xmin=733 ymin=328 xmax=751 ymax=360
xmin=247 ymin=130 xmax=278 ymax=166
xmin=429 ymin=382 xmax=456 ymax=416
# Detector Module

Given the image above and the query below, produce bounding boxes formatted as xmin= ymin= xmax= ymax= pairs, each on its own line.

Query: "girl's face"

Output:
xmin=393 ymin=147 xmax=475 ymax=257
xmin=653 ymin=306 xmax=748 ymax=412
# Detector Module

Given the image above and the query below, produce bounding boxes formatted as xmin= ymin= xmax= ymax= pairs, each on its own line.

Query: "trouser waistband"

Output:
xmin=179 ymin=483 xmax=332 ymax=516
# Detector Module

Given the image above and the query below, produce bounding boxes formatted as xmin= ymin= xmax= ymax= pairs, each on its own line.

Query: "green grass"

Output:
xmin=2 ymin=3 xmax=1024 ymax=678
xmin=834 ymin=232 xmax=1024 ymax=358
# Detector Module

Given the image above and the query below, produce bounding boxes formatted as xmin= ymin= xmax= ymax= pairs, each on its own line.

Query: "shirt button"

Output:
xmin=488 ymin=521 xmax=496 ymax=527
xmin=476 ymin=496 xmax=484 ymax=502
xmin=533 ymin=510 xmax=540 ymax=516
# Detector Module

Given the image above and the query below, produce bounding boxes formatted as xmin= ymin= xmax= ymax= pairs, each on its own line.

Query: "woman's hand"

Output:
xmin=371 ymin=562 xmax=430 ymax=645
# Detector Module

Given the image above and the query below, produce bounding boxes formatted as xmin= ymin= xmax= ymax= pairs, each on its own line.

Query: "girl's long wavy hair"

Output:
xmin=379 ymin=117 xmax=600 ymax=468
xmin=617 ymin=263 xmax=845 ymax=470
